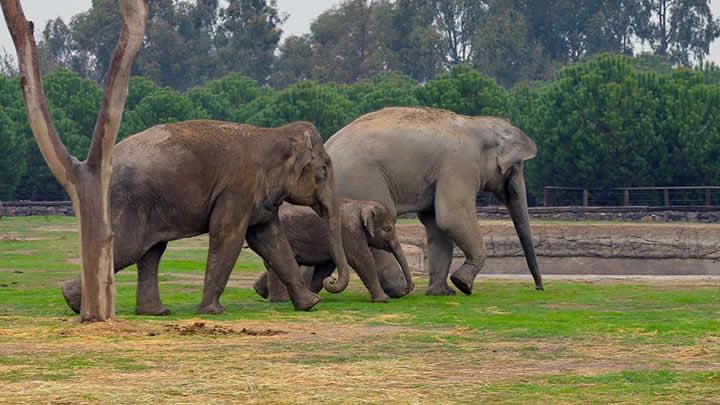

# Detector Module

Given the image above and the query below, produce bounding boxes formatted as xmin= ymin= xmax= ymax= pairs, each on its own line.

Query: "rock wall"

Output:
xmin=397 ymin=221 xmax=720 ymax=276
xmin=476 ymin=206 xmax=720 ymax=223
xmin=0 ymin=202 xmax=74 ymax=217
xmin=4 ymin=201 xmax=720 ymax=223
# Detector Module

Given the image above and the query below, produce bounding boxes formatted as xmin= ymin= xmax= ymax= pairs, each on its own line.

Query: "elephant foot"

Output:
xmin=61 ymin=278 xmax=82 ymax=314
xmin=383 ymin=283 xmax=411 ymax=298
xmin=269 ymin=290 xmax=291 ymax=303
xmin=406 ymin=281 xmax=416 ymax=295
xmin=426 ymin=283 xmax=456 ymax=296
xmin=290 ymin=290 xmax=321 ymax=311
xmin=253 ymin=276 xmax=269 ymax=299
xmin=136 ymin=304 xmax=171 ymax=316
xmin=197 ymin=302 xmax=225 ymax=315
xmin=450 ymin=264 xmax=477 ymax=295
xmin=371 ymin=292 xmax=390 ymax=303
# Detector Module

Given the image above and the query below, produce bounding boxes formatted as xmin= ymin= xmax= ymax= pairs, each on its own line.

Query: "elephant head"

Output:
xmin=360 ymin=202 xmax=414 ymax=294
xmin=491 ymin=126 xmax=544 ymax=291
xmin=285 ymin=124 xmax=352 ymax=293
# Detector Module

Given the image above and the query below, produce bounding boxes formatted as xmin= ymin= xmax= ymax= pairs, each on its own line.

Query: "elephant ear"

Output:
xmin=496 ymin=127 xmax=537 ymax=175
xmin=360 ymin=205 xmax=377 ymax=240
xmin=288 ymin=130 xmax=314 ymax=178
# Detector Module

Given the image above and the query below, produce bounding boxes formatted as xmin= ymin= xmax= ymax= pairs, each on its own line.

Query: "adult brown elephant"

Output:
xmin=61 ymin=120 xmax=351 ymax=314
xmin=325 ymin=107 xmax=543 ymax=296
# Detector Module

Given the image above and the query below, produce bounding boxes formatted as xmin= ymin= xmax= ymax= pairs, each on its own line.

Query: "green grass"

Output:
xmin=1 ymin=215 xmax=719 ymax=403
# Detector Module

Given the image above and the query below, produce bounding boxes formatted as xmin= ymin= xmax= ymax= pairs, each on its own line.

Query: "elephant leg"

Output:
xmin=246 ymin=219 xmax=321 ymax=311
xmin=434 ymin=177 xmax=487 ymax=295
xmin=252 ymin=262 xmax=290 ymax=302
xmin=135 ymin=241 xmax=170 ymax=315
xmin=198 ymin=203 xmax=249 ymax=314
xmin=253 ymin=271 xmax=270 ymax=299
xmin=303 ymin=263 xmax=331 ymax=293
xmin=267 ymin=265 xmax=291 ymax=302
xmin=349 ymin=246 xmax=389 ymax=302
xmin=419 ymin=211 xmax=456 ymax=296
xmin=302 ymin=265 xmax=319 ymax=292
xmin=373 ymin=249 xmax=412 ymax=298
xmin=62 ymin=245 xmax=141 ymax=314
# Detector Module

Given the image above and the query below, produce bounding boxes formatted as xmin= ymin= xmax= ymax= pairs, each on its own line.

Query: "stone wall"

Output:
xmin=4 ymin=201 xmax=720 ymax=223
xmin=476 ymin=206 xmax=720 ymax=223
xmin=397 ymin=222 xmax=720 ymax=276
xmin=0 ymin=201 xmax=74 ymax=217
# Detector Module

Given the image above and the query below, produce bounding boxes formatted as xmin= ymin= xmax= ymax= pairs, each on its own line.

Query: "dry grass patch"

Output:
xmin=2 ymin=318 xmax=719 ymax=403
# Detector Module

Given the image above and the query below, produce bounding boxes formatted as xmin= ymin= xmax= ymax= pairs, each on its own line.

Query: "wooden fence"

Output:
xmin=541 ymin=186 xmax=720 ymax=208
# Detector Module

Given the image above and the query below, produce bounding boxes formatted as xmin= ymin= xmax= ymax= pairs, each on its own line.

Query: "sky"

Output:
xmin=1 ymin=0 xmax=720 ymax=65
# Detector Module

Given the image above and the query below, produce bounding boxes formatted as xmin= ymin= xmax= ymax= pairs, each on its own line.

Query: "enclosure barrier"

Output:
xmin=541 ymin=186 xmax=720 ymax=208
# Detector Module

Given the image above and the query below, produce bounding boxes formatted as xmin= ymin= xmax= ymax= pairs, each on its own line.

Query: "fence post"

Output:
xmin=623 ymin=189 xmax=630 ymax=206
xmin=664 ymin=189 xmax=670 ymax=207
xmin=706 ymin=189 xmax=712 ymax=207
xmin=544 ymin=187 xmax=550 ymax=207
xmin=582 ymin=189 xmax=589 ymax=207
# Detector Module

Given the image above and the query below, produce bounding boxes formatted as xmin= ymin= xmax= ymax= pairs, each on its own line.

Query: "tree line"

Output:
xmin=1 ymin=53 xmax=719 ymax=202
xmin=1 ymin=0 xmax=718 ymax=89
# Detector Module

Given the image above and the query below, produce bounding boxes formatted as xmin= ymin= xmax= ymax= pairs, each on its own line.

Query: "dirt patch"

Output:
xmin=163 ymin=321 xmax=287 ymax=337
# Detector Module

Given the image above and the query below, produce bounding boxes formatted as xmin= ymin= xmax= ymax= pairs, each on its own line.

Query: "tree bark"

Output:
xmin=0 ymin=0 xmax=149 ymax=322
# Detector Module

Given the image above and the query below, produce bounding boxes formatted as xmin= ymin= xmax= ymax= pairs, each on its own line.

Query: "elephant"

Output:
xmin=252 ymin=199 xmax=414 ymax=303
xmin=325 ymin=107 xmax=543 ymax=296
xmin=61 ymin=120 xmax=353 ymax=315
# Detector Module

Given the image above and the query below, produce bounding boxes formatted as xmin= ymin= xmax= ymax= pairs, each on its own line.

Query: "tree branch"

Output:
xmin=0 ymin=0 xmax=76 ymax=190
xmin=86 ymin=0 xmax=148 ymax=169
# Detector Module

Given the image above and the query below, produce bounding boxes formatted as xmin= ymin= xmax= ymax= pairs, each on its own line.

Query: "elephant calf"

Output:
xmin=253 ymin=199 xmax=414 ymax=302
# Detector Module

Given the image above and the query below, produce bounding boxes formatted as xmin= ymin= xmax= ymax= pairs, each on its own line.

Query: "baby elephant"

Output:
xmin=254 ymin=200 xmax=414 ymax=302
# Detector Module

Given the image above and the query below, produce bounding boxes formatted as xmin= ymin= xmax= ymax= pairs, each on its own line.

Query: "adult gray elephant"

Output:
xmin=61 ymin=120 xmax=352 ymax=314
xmin=325 ymin=107 xmax=543 ymax=296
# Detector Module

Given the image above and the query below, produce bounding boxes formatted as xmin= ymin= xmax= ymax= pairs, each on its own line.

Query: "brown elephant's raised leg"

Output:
xmin=136 ymin=241 xmax=170 ymax=315
xmin=246 ymin=219 xmax=321 ymax=311
xmin=419 ymin=212 xmax=456 ymax=296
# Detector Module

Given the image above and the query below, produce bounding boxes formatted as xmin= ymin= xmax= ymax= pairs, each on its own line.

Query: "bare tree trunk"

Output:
xmin=74 ymin=167 xmax=115 ymax=321
xmin=1 ymin=0 xmax=149 ymax=322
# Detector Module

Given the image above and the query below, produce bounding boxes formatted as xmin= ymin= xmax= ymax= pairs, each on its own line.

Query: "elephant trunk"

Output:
xmin=388 ymin=236 xmax=414 ymax=294
xmin=506 ymin=170 xmax=543 ymax=290
xmin=315 ymin=175 xmax=351 ymax=293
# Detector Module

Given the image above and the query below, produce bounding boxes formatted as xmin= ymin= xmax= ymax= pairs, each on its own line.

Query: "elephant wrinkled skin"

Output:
xmin=61 ymin=120 xmax=352 ymax=315
xmin=253 ymin=199 xmax=415 ymax=302
xmin=326 ymin=107 xmax=543 ymax=295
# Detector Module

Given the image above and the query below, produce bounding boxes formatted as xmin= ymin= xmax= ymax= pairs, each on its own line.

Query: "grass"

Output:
xmin=0 ymin=216 xmax=719 ymax=403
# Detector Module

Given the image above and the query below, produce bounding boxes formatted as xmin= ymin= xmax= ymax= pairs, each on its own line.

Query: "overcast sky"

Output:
xmin=2 ymin=0 xmax=720 ymax=65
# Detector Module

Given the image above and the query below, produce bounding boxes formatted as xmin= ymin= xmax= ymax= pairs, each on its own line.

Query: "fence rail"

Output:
xmin=541 ymin=186 xmax=720 ymax=208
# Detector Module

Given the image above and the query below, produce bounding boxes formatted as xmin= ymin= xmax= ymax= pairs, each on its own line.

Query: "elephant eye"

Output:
xmin=383 ymin=226 xmax=392 ymax=232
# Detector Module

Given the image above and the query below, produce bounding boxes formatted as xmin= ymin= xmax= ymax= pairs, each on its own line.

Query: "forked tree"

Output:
xmin=0 ymin=0 xmax=149 ymax=322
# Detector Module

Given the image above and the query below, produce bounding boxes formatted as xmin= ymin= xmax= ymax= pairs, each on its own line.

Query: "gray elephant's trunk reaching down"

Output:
xmin=314 ymin=174 xmax=351 ymax=293
xmin=506 ymin=169 xmax=543 ymax=290
xmin=388 ymin=237 xmax=414 ymax=294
